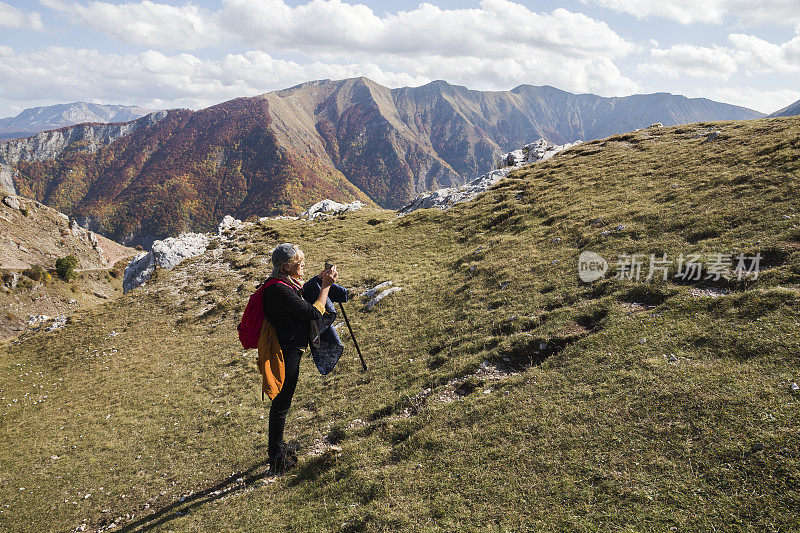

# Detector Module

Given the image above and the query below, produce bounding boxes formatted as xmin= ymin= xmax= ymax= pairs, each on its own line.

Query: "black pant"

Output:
xmin=268 ymin=346 xmax=302 ymax=458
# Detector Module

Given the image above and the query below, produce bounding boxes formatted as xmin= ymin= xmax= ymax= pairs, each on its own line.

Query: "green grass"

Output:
xmin=2 ymin=116 xmax=800 ymax=531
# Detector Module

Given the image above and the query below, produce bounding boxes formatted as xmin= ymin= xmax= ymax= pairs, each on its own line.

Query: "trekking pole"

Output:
xmin=338 ymin=302 xmax=367 ymax=371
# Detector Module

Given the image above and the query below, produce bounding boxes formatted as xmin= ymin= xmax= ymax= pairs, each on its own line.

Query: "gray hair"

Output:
xmin=270 ymin=243 xmax=303 ymax=278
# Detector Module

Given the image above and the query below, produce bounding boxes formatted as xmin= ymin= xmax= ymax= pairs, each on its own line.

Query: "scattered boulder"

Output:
xmin=301 ymin=199 xmax=363 ymax=220
xmin=649 ymin=123 xmax=663 ymax=128
xmin=218 ymin=215 xmax=243 ymax=235
xmin=360 ymin=281 xmax=394 ymax=299
xmin=3 ymin=271 xmax=19 ymax=288
xmin=123 ymin=232 xmax=211 ymax=293
xmin=705 ymin=130 xmax=722 ymax=142
xmin=69 ymin=219 xmax=86 ymax=239
xmin=2 ymin=195 xmax=21 ymax=210
xmin=365 ymin=287 xmax=402 ymax=310
xmin=27 ymin=315 xmax=52 ymax=328
xmin=45 ymin=315 xmax=67 ymax=331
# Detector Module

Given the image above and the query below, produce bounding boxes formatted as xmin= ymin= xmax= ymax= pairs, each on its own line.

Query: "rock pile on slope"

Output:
xmin=399 ymin=139 xmax=581 ymax=214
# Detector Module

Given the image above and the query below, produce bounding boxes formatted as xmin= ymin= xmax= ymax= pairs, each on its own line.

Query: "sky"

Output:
xmin=1 ymin=0 xmax=799 ymax=118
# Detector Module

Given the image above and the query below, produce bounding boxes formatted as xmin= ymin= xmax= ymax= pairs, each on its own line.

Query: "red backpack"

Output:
xmin=237 ymin=278 xmax=289 ymax=349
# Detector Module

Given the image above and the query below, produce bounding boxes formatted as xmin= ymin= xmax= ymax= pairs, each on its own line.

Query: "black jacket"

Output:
xmin=262 ymin=281 xmax=322 ymax=352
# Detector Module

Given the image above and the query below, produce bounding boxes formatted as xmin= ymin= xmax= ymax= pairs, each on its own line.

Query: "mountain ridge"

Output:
xmin=0 ymin=102 xmax=156 ymax=141
xmin=769 ymin=98 xmax=800 ymax=117
xmin=2 ymin=78 xmax=766 ymax=244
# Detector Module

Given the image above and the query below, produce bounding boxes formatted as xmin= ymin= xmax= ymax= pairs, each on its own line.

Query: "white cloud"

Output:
xmin=0 ymin=46 xmax=430 ymax=113
xmin=698 ymin=86 xmax=800 ymax=114
xmin=8 ymin=0 xmax=639 ymax=105
xmin=222 ymin=0 xmax=634 ymax=59
xmin=222 ymin=0 xmax=639 ymax=95
xmin=0 ymin=2 xmax=43 ymax=30
xmin=40 ymin=0 xmax=222 ymax=49
xmin=637 ymin=30 xmax=800 ymax=80
xmin=586 ymin=0 xmax=800 ymax=27
xmin=38 ymin=0 xmax=635 ymax=59
xmin=585 ymin=0 xmax=725 ymax=24
xmin=729 ymin=33 xmax=800 ymax=74
xmin=638 ymin=44 xmax=737 ymax=79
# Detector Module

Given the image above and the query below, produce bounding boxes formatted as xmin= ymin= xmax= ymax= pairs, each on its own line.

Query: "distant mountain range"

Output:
xmin=0 ymin=102 xmax=155 ymax=141
xmin=0 ymin=78 xmax=766 ymax=245
xmin=769 ymin=98 xmax=800 ymax=118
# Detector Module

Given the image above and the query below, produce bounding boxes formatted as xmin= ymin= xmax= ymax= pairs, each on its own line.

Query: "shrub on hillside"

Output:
xmin=22 ymin=264 xmax=46 ymax=282
xmin=56 ymin=255 xmax=79 ymax=281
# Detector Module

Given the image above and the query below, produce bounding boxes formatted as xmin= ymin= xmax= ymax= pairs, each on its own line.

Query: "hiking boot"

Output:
xmin=267 ymin=452 xmax=297 ymax=476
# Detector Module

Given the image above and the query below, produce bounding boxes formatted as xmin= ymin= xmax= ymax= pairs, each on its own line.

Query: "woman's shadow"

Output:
xmin=114 ymin=450 xmax=339 ymax=532
xmin=117 ymin=460 xmax=269 ymax=532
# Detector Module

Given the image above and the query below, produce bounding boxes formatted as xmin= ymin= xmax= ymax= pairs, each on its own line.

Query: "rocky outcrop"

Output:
xmin=301 ymin=200 xmax=363 ymax=220
xmin=2 ymin=195 xmax=21 ymax=210
xmin=123 ymin=214 xmax=249 ymax=292
xmin=123 ymin=232 xmax=211 ymax=293
xmin=399 ymin=139 xmax=581 ymax=214
xmin=217 ymin=215 xmax=243 ymax=234
xmin=0 ymin=110 xmax=168 ymax=165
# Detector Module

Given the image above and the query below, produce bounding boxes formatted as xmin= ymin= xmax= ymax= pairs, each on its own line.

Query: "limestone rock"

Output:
xmin=399 ymin=139 xmax=581 ymax=214
xmin=123 ymin=232 xmax=210 ymax=293
xmin=360 ymin=281 xmax=394 ymax=299
xmin=301 ymin=200 xmax=363 ymax=220
xmin=2 ymin=196 xmax=20 ymax=210
xmin=366 ymin=287 xmax=402 ymax=310
xmin=218 ymin=215 xmax=243 ymax=235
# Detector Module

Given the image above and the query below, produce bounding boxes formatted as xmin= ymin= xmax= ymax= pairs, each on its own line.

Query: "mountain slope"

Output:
xmin=0 ymin=102 xmax=155 ymax=140
xmin=3 ymin=78 xmax=764 ymax=243
xmin=5 ymin=99 xmax=374 ymax=246
xmin=2 ymin=115 xmax=798 ymax=531
xmin=0 ymin=193 xmax=137 ymax=340
xmin=769 ymin=98 xmax=800 ymax=117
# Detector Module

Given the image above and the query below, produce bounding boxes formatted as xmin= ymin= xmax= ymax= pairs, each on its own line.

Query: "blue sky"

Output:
xmin=1 ymin=0 xmax=799 ymax=117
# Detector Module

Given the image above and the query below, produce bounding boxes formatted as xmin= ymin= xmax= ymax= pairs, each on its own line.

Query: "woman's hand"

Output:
xmin=320 ymin=265 xmax=338 ymax=288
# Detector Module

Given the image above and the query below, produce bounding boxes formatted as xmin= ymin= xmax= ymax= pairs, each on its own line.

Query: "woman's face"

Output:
xmin=286 ymin=255 xmax=305 ymax=278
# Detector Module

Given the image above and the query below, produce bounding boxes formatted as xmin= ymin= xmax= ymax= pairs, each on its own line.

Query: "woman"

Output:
xmin=259 ymin=242 xmax=337 ymax=475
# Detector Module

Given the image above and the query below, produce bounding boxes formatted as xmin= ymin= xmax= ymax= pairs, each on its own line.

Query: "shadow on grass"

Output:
xmin=287 ymin=451 xmax=340 ymax=487
xmin=115 ymin=460 xmax=269 ymax=532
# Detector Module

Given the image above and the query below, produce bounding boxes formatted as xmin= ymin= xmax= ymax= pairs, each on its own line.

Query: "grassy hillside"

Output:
xmin=1 ymin=117 xmax=799 ymax=531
